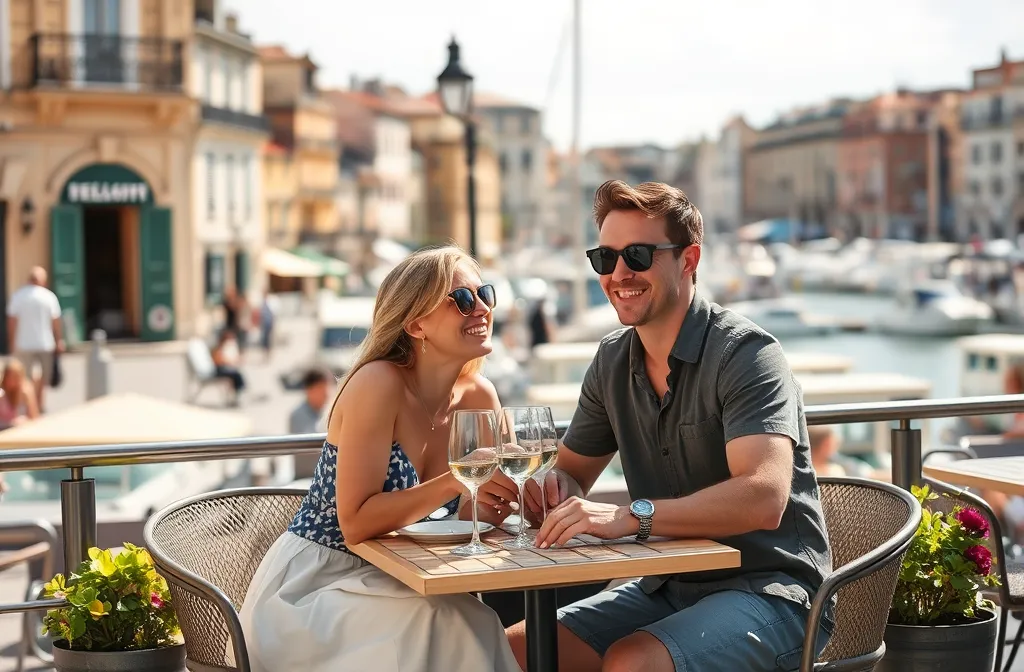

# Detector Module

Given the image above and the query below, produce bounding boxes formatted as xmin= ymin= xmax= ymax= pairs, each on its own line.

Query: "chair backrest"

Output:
xmin=187 ymin=337 xmax=217 ymax=380
xmin=145 ymin=488 xmax=305 ymax=670
xmin=816 ymin=478 xmax=916 ymax=663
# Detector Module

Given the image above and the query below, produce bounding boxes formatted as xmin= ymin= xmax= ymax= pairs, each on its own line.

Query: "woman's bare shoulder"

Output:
xmin=458 ymin=372 xmax=499 ymax=410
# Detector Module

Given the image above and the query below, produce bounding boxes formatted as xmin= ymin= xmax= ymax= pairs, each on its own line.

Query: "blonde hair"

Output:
xmin=328 ymin=245 xmax=486 ymax=420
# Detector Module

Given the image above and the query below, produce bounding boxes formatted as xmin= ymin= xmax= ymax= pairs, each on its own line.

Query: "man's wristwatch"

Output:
xmin=629 ymin=499 xmax=655 ymax=542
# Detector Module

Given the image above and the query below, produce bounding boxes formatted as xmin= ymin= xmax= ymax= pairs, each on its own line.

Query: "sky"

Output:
xmin=225 ymin=0 xmax=1024 ymax=152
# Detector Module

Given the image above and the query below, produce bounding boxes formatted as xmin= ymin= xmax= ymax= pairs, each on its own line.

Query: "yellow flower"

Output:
xmin=90 ymin=549 xmax=117 ymax=577
xmin=87 ymin=600 xmax=108 ymax=618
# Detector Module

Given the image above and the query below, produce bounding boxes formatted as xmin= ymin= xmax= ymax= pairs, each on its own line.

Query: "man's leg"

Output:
xmin=14 ymin=353 xmax=44 ymax=412
xmin=505 ymin=581 xmax=677 ymax=672
xmin=603 ymin=589 xmax=823 ymax=672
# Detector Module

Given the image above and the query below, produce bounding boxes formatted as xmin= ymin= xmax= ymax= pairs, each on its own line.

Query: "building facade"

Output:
xmin=0 ymin=0 xmax=194 ymax=344
xmin=475 ymin=94 xmax=549 ymax=248
xmin=698 ymin=117 xmax=756 ymax=237
xmin=744 ymin=100 xmax=851 ymax=239
xmin=259 ymin=45 xmax=338 ymax=252
xmin=959 ymin=51 xmax=1024 ymax=240
xmin=191 ymin=3 xmax=267 ymax=332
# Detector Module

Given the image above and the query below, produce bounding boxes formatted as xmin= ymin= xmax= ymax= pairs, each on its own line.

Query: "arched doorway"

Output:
xmin=52 ymin=163 xmax=174 ymax=342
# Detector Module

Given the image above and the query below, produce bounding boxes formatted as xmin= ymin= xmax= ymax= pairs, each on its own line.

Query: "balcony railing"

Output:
xmin=25 ymin=33 xmax=183 ymax=91
xmin=201 ymin=104 xmax=271 ymax=133
xmin=0 ymin=393 xmax=1022 ymax=619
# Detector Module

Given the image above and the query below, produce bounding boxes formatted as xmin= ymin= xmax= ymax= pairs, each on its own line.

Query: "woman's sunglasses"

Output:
xmin=585 ymin=243 xmax=684 ymax=275
xmin=448 ymin=284 xmax=496 ymax=316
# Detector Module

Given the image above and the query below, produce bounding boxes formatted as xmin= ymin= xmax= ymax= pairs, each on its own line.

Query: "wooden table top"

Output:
xmin=347 ymin=527 xmax=740 ymax=596
xmin=924 ymin=456 xmax=1024 ymax=496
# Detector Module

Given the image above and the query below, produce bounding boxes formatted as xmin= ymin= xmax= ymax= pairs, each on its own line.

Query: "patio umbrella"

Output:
xmin=0 ymin=393 xmax=252 ymax=448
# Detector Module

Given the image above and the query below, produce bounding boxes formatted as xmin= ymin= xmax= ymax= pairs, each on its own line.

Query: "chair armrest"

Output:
xmin=0 ymin=520 xmax=58 ymax=578
xmin=0 ymin=542 xmax=52 ymax=573
xmin=923 ymin=447 xmax=979 ymax=464
xmin=799 ymin=483 xmax=922 ymax=672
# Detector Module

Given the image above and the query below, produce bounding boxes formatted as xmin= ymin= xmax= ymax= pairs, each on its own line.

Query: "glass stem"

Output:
xmin=517 ymin=482 xmax=526 ymax=536
xmin=540 ymin=476 xmax=548 ymax=522
xmin=469 ymin=486 xmax=481 ymax=546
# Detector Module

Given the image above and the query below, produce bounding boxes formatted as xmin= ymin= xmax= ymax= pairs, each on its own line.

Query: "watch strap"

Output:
xmin=636 ymin=515 xmax=652 ymax=542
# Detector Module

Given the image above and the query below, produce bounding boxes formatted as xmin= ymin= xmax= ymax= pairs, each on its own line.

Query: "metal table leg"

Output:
xmin=525 ymin=588 xmax=558 ymax=672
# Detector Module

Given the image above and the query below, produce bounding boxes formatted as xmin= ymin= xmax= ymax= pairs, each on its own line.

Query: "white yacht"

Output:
xmin=726 ymin=298 xmax=840 ymax=338
xmin=875 ymin=281 xmax=994 ymax=337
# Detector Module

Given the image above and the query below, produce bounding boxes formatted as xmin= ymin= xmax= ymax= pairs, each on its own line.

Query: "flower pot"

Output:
xmin=876 ymin=608 xmax=997 ymax=672
xmin=52 ymin=640 xmax=186 ymax=672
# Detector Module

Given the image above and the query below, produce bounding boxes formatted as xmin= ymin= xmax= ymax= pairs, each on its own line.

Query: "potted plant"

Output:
xmin=40 ymin=543 xmax=185 ymax=672
xmin=878 ymin=484 xmax=1001 ymax=672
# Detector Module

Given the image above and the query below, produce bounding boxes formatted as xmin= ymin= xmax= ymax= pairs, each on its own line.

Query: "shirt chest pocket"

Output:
xmin=675 ymin=417 xmax=731 ymax=492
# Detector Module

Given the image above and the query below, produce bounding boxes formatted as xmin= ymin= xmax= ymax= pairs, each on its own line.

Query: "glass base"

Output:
xmin=503 ymin=533 xmax=535 ymax=550
xmin=450 ymin=540 xmax=495 ymax=557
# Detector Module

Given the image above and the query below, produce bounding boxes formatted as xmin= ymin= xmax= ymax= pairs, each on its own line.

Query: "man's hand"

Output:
xmin=56 ymin=339 xmax=66 ymax=354
xmin=523 ymin=470 xmax=571 ymax=523
xmin=534 ymin=497 xmax=638 ymax=548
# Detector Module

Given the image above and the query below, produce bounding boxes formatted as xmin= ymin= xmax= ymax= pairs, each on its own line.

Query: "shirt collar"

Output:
xmin=628 ymin=291 xmax=711 ymax=374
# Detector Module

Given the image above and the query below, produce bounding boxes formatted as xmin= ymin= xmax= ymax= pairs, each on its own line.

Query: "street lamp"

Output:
xmin=437 ymin=36 xmax=478 ymax=259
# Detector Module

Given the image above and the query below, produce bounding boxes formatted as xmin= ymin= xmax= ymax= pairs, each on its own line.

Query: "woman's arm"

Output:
xmin=332 ymin=362 xmax=462 ymax=545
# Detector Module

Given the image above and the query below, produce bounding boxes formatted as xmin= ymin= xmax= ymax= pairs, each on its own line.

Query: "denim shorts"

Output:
xmin=558 ymin=580 xmax=831 ymax=671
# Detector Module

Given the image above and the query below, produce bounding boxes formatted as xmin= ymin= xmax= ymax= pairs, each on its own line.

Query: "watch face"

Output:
xmin=631 ymin=499 xmax=654 ymax=517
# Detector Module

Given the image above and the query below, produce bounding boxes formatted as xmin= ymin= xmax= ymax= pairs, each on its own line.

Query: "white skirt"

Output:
xmin=236 ymin=532 xmax=522 ymax=672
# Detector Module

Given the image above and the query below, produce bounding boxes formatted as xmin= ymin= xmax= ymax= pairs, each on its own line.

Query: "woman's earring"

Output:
xmin=421 ymin=338 xmax=427 ymax=354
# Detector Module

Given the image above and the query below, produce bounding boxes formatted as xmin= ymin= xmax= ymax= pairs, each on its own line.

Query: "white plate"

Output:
xmin=396 ymin=520 xmax=495 ymax=542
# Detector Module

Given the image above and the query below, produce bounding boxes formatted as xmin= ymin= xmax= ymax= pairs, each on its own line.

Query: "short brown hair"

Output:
xmin=593 ymin=180 xmax=703 ymax=281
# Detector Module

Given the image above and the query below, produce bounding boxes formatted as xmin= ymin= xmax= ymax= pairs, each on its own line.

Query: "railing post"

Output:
xmin=60 ymin=467 xmax=96 ymax=573
xmin=891 ymin=419 xmax=922 ymax=492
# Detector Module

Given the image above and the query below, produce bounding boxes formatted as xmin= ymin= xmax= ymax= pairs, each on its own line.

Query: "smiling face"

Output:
xmin=597 ymin=209 xmax=700 ymax=328
xmin=413 ymin=264 xmax=494 ymax=362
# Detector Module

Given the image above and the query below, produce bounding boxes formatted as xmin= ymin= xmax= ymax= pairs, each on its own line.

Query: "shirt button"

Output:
xmin=662 ymin=448 xmax=669 ymax=456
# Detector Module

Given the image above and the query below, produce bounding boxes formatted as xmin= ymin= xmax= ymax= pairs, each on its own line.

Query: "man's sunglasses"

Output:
xmin=448 ymin=284 xmax=496 ymax=316
xmin=585 ymin=243 xmax=684 ymax=275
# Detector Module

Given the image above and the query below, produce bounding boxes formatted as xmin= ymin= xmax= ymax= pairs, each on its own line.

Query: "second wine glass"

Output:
xmin=498 ymin=407 xmax=544 ymax=549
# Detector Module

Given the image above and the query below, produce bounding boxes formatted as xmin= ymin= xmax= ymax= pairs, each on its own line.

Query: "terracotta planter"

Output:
xmin=52 ymin=640 xmax=186 ymax=672
xmin=876 ymin=608 xmax=997 ymax=672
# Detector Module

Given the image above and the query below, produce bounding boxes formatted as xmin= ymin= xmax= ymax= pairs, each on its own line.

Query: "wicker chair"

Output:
xmin=798 ymin=477 xmax=922 ymax=671
xmin=922 ymin=476 xmax=1024 ymax=672
xmin=143 ymin=487 xmax=306 ymax=672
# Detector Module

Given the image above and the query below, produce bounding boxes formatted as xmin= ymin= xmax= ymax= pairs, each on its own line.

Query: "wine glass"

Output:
xmin=448 ymin=410 xmax=499 ymax=557
xmin=498 ymin=407 xmax=544 ymax=549
xmin=529 ymin=406 xmax=558 ymax=524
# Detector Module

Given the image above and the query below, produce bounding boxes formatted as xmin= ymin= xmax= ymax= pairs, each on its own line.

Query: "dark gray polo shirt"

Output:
xmin=562 ymin=292 xmax=832 ymax=611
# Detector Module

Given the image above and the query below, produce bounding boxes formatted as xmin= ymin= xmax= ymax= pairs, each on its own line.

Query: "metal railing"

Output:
xmin=25 ymin=33 xmax=184 ymax=90
xmin=1 ymin=394 xmax=1023 ymax=621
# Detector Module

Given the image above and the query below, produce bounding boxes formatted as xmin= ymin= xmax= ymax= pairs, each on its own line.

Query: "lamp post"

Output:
xmin=437 ymin=36 xmax=478 ymax=259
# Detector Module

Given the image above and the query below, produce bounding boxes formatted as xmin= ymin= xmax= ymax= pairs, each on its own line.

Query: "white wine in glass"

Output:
xmin=499 ymin=407 xmax=544 ymax=549
xmin=449 ymin=410 xmax=499 ymax=557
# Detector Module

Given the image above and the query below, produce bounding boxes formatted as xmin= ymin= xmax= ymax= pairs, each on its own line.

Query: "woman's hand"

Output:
xmin=459 ymin=493 xmax=512 ymax=526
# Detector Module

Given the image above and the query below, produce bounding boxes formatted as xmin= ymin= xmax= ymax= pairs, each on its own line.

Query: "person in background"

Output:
xmin=258 ymin=291 xmax=277 ymax=363
xmin=211 ymin=330 xmax=245 ymax=406
xmin=286 ymin=368 xmax=333 ymax=481
xmin=0 ymin=359 xmax=39 ymax=430
xmin=808 ymin=425 xmax=847 ymax=477
xmin=7 ymin=267 xmax=63 ymax=413
xmin=528 ymin=294 xmax=557 ymax=349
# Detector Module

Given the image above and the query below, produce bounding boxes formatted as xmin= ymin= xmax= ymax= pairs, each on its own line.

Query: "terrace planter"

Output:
xmin=876 ymin=607 xmax=997 ymax=672
xmin=52 ymin=640 xmax=186 ymax=672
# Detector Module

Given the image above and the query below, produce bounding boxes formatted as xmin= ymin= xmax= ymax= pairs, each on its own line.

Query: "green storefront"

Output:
xmin=52 ymin=163 xmax=174 ymax=342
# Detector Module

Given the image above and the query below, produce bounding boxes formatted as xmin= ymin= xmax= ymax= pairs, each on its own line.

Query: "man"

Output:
xmin=289 ymin=368 xmax=332 ymax=479
xmin=7 ymin=267 xmax=63 ymax=412
xmin=508 ymin=180 xmax=833 ymax=671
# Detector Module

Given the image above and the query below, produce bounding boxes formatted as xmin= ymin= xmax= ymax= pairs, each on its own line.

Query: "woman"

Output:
xmin=211 ymin=330 xmax=245 ymax=405
xmin=0 ymin=358 xmax=38 ymax=430
xmin=238 ymin=246 xmax=522 ymax=672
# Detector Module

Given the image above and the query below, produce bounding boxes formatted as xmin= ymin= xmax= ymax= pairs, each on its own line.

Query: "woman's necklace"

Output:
xmin=408 ymin=377 xmax=453 ymax=431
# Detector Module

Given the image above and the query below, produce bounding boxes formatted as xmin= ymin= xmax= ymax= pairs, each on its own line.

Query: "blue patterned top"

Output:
xmin=288 ymin=440 xmax=461 ymax=552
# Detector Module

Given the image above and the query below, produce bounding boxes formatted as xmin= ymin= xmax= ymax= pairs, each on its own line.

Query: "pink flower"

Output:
xmin=150 ymin=592 xmax=164 ymax=609
xmin=955 ymin=508 xmax=990 ymax=538
xmin=964 ymin=545 xmax=993 ymax=576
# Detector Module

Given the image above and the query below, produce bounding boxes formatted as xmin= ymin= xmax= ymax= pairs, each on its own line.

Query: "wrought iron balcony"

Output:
xmin=25 ymin=33 xmax=184 ymax=91
xmin=201 ymin=104 xmax=271 ymax=133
